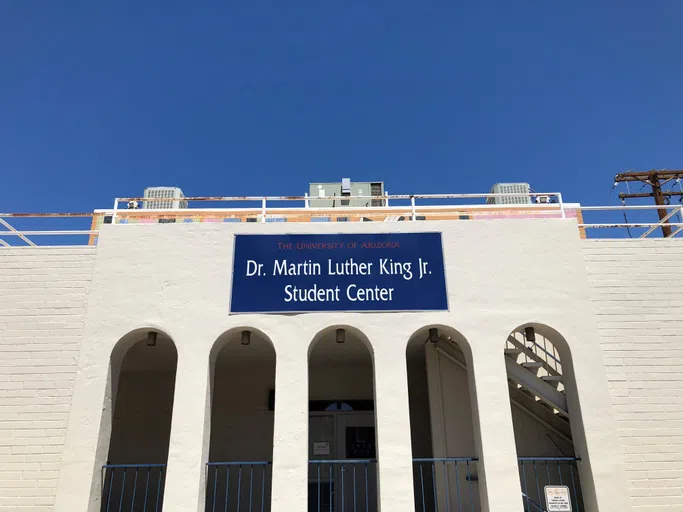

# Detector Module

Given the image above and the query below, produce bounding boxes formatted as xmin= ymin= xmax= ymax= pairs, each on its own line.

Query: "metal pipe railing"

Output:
xmin=412 ymin=457 xmax=479 ymax=512
xmin=101 ymin=463 xmax=166 ymax=512
xmin=206 ymin=461 xmax=272 ymax=512
xmin=518 ymin=457 xmax=582 ymax=512
xmin=506 ymin=334 xmax=562 ymax=378
xmin=115 ymin=192 xmax=563 ymax=203
xmin=5 ymin=195 xmax=683 ymax=246
xmin=308 ymin=459 xmax=378 ymax=512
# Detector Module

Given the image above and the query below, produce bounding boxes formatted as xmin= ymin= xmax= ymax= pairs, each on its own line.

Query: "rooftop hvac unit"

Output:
xmin=487 ymin=183 xmax=531 ymax=205
xmin=143 ymin=187 xmax=188 ymax=209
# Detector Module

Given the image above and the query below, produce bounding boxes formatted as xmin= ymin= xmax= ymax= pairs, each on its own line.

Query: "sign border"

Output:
xmin=228 ymin=231 xmax=450 ymax=315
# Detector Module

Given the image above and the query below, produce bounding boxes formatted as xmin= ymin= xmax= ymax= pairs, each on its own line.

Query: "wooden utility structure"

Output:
xmin=615 ymin=169 xmax=683 ymax=237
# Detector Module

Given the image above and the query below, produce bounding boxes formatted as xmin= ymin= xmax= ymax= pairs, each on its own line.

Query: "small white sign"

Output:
xmin=544 ymin=485 xmax=572 ymax=512
xmin=313 ymin=442 xmax=330 ymax=456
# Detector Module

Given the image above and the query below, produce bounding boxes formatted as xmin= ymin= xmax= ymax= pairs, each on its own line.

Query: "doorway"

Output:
xmin=308 ymin=411 xmax=377 ymax=512
xmin=308 ymin=327 xmax=378 ymax=512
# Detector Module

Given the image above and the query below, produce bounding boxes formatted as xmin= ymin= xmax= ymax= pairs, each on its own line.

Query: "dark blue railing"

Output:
xmin=206 ymin=461 xmax=272 ymax=512
xmin=412 ymin=457 xmax=479 ymax=512
xmin=518 ymin=457 xmax=582 ymax=512
xmin=521 ymin=492 xmax=545 ymax=511
xmin=101 ymin=463 xmax=166 ymax=512
xmin=308 ymin=459 xmax=377 ymax=512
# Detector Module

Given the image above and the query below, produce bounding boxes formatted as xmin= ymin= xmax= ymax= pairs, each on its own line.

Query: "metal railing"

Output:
xmin=106 ymin=192 xmax=570 ymax=229
xmin=518 ymin=457 xmax=582 ymax=512
xmin=206 ymin=462 xmax=272 ymax=512
xmin=4 ymin=193 xmax=683 ymax=246
xmin=101 ymin=463 xmax=166 ymax=512
xmin=506 ymin=332 xmax=562 ymax=378
xmin=308 ymin=459 xmax=377 ymax=512
xmin=412 ymin=458 xmax=479 ymax=512
xmin=112 ymin=192 xmax=566 ymax=222
xmin=578 ymin=203 xmax=683 ymax=237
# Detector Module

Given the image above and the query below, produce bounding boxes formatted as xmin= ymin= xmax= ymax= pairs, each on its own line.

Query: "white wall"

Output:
xmin=44 ymin=219 xmax=630 ymax=512
xmin=584 ymin=239 xmax=683 ymax=510
xmin=209 ymin=359 xmax=275 ymax=462
xmin=425 ymin=344 xmax=477 ymax=458
xmin=208 ymin=355 xmax=375 ymax=463
xmin=0 ymin=247 xmax=95 ymax=511
xmin=108 ymin=371 xmax=177 ymax=464
xmin=510 ymin=405 xmax=574 ymax=458
xmin=309 ymin=363 xmax=374 ymax=401
xmin=406 ymin=346 xmax=433 ymax=458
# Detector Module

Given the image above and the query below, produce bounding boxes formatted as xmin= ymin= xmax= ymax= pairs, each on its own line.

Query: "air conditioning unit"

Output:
xmin=143 ymin=187 xmax=188 ymax=209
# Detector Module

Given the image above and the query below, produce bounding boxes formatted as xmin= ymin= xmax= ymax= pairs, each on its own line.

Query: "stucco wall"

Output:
xmin=583 ymin=239 xmax=683 ymax=510
xmin=0 ymin=247 xmax=95 ymax=511
xmin=52 ymin=219 xmax=628 ymax=512
xmin=5 ymin=228 xmax=679 ymax=511
xmin=427 ymin=342 xmax=573 ymax=459
xmin=207 ymin=357 xmax=375 ymax=463
xmin=426 ymin=344 xmax=477 ymax=458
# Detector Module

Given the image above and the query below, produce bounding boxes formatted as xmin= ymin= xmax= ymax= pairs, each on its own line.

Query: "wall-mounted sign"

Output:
xmin=544 ymin=486 xmax=571 ymax=512
xmin=313 ymin=442 xmax=331 ymax=456
xmin=230 ymin=233 xmax=448 ymax=313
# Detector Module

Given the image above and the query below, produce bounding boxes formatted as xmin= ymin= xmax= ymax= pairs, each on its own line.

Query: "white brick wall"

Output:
xmin=583 ymin=240 xmax=683 ymax=510
xmin=0 ymin=247 xmax=95 ymax=511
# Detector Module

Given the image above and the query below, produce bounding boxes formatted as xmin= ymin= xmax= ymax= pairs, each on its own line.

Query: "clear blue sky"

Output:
xmin=1 ymin=2 xmax=682 ymax=214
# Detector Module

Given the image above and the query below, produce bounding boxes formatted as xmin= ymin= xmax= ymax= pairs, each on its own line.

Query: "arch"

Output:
xmin=209 ymin=325 xmax=277 ymax=369
xmin=308 ymin=324 xmax=375 ymax=359
xmin=95 ymin=328 xmax=179 ymax=511
xmin=307 ymin=325 xmax=378 ymax=511
xmin=406 ymin=324 xmax=474 ymax=364
xmin=503 ymin=322 xmax=590 ymax=511
xmin=205 ymin=327 xmax=277 ymax=511
xmin=108 ymin=327 xmax=178 ymax=408
xmin=406 ymin=325 xmax=482 ymax=511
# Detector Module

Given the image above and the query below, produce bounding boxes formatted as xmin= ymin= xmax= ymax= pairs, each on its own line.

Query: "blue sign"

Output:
xmin=230 ymin=233 xmax=448 ymax=313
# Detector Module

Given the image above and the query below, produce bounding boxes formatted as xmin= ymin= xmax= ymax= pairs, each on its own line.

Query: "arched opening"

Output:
xmin=205 ymin=328 xmax=276 ymax=511
xmin=504 ymin=324 xmax=586 ymax=511
xmin=308 ymin=326 xmax=378 ymax=512
xmin=406 ymin=326 xmax=481 ymax=511
xmin=101 ymin=329 xmax=178 ymax=511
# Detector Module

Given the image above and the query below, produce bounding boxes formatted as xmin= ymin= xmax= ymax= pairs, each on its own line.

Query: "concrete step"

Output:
xmin=542 ymin=375 xmax=563 ymax=388
xmin=555 ymin=411 xmax=570 ymax=421
xmin=505 ymin=348 xmax=522 ymax=359
xmin=506 ymin=357 xmax=568 ymax=414
xmin=521 ymin=361 xmax=544 ymax=374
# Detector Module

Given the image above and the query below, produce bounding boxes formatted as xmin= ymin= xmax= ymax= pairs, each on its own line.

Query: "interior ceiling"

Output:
xmin=215 ymin=334 xmax=275 ymax=363
xmin=309 ymin=332 xmax=371 ymax=364
xmin=121 ymin=334 xmax=177 ymax=372
xmin=120 ymin=330 xmax=376 ymax=370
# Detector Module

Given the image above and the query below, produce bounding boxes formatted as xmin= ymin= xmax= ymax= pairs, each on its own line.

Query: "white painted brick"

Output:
xmin=0 ymin=497 xmax=35 ymax=506
xmin=10 ymin=445 xmax=66 ymax=455
xmin=2 ymin=463 xmax=41 ymax=472
xmin=24 ymin=454 xmax=62 ymax=463
xmin=0 ymin=247 xmax=94 ymax=509
xmin=584 ymin=240 xmax=683 ymax=508
xmin=34 ymin=496 xmax=55 ymax=506
xmin=0 ymin=479 xmax=38 ymax=488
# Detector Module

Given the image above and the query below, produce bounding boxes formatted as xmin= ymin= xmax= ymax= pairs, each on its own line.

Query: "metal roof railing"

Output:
xmin=1 ymin=192 xmax=683 ymax=247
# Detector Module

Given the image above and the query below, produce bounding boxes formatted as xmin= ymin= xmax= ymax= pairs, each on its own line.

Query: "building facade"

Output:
xmin=1 ymin=195 xmax=681 ymax=511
